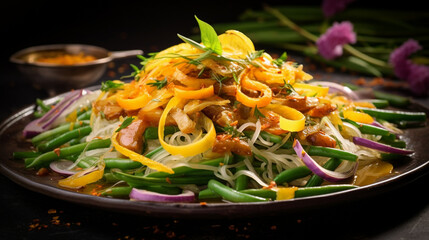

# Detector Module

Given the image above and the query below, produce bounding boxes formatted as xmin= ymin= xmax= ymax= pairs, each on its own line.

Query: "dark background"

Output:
xmin=1 ymin=1 xmax=429 ymax=239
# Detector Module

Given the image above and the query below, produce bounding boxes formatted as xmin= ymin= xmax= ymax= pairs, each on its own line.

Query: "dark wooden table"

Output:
xmin=1 ymin=1 xmax=429 ymax=239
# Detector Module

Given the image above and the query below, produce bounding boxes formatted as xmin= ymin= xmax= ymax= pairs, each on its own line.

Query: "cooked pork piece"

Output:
xmin=306 ymin=130 xmax=337 ymax=148
xmin=212 ymin=134 xmax=252 ymax=156
xmin=202 ymin=104 xmax=237 ymax=127
xmin=117 ymin=119 xmax=146 ymax=153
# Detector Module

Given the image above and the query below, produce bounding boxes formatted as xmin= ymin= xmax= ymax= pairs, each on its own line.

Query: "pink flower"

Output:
xmin=322 ymin=0 xmax=355 ymax=18
xmin=389 ymin=39 xmax=429 ymax=96
xmin=316 ymin=21 xmax=356 ymax=60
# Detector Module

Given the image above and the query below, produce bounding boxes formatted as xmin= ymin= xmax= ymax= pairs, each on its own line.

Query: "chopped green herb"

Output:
xmin=280 ymin=79 xmax=296 ymax=95
xmin=116 ymin=117 xmax=135 ymax=132
xmin=147 ymin=77 xmax=168 ymax=90
xmin=223 ymin=125 xmax=244 ymax=138
xmin=272 ymin=52 xmax=288 ymax=67
xmin=253 ymin=106 xmax=266 ymax=118
xmin=100 ymin=80 xmax=124 ymax=92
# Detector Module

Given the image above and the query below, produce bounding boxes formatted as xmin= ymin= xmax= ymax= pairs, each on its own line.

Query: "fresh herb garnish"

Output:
xmin=137 ymin=53 xmax=157 ymax=70
xmin=272 ymin=52 xmax=288 ymax=67
xmin=246 ymin=50 xmax=265 ymax=64
xmin=280 ymin=79 xmax=296 ymax=95
xmin=100 ymin=80 xmax=124 ymax=92
xmin=253 ymin=106 xmax=266 ymax=118
xmin=147 ymin=77 xmax=168 ymax=90
xmin=116 ymin=117 xmax=135 ymax=132
xmin=195 ymin=15 xmax=223 ymax=55
xmin=211 ymin=72 xmax=227 ymax=94
xmin=223 ymin=125 xmax=244 ymax=138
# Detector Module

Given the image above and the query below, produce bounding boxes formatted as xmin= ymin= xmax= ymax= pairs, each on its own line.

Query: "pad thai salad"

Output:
xmin=14 ymin=17 xmax=427 ymax=203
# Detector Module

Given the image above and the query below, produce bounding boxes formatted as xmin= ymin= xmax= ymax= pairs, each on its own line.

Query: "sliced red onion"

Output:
xmin=352 ymin=137 xmax=413 ymax=155
xmin=23 ymin=90 xmax=84 ymax=138
xmin=309 ymin=81 xmax=359 ymax=100
xmin=292 ymin=139 xmax=357 ymax=182
xmin=130 ymin=189 xmax=195 ymax=203
xmin=49 ymin=160 xmax=80 ymax=176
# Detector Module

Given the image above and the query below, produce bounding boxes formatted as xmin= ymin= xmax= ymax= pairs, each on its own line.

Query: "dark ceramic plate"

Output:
xmin=1 ymin=92 xmax=428 ymax=219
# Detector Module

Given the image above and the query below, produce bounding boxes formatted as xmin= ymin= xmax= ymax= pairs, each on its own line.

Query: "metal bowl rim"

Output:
xmin=9 ymin=43 xmax=113 ymax=67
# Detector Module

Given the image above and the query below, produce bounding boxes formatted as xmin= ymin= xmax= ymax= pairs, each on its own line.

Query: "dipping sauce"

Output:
xmin=36 ymin=52 xmax=96 ymax=65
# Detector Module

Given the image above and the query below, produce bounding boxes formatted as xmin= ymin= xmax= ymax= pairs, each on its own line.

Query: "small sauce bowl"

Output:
xmin=10 ymin=44 xmax=142 ymax=94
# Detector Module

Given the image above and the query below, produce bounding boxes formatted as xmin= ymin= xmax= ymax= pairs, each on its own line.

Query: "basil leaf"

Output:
xmin=195 ymin=15 xmax=222 ymax=55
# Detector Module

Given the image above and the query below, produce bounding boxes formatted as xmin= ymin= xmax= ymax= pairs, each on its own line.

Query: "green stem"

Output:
xmin=264 ymin=5 xmax=390 ymax=70
xmin=264 ymin=5 xmax=318 ymax=42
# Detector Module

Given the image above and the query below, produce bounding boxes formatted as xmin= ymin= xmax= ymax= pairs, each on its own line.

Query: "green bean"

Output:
xmin=379 ymin=138 xmax=407 ymax=148
xmin=274 ymin=166 xmax=312 ymax=185
xmin=240 ymin=189 xmax=277 ymax=200
xmin=341 ymin=117 xmax=391 ymax=136
xmin=103 ymin=172 xmax=121 ymax=183
xmin=105 ymin=158 xmax=143 ymax=169
xmin=69 ymin=136 xmax=86 ymax=146
xmin=372 ymin=91 xmax=410 ymax=108
xmin=27 ymin=138 xmax=111 ymax=168
xmin=243 ymin=130 xmax=283 ymax=144
xmin=36 ymin=98 xmax=51 ymax=112
xmin=356 ymin=107 xmax=426 ymax=122
xmin=207 ymin=179 xmax=269 ymax=202
xmin=37 ymin=125 xmax=92 ymax=152
xmin=305 ymin=158 xmax=342 ymax=187
xmin=144 ymin=146 xmax=164 ymax=158
xmin=200 ymin=184 xmax=358 ymax=201
xmin=363 ymin=99 xmax=389 ymax=108
xmin=342 ymin=83 xmax=410 ymax=107
xmin=303 ymin=145 xmax=357 ymax=161
xmin=137 ymin=185 xmax=182 ymax=195
xmin=77 ymin=110 xmax=92 ymax=121
xmin=294 ymin=185 xmax=358 ymax=198
xmin=112 ymin=170 xmax=213 ymax=187
xmin=198 ymin=188 xmax=219 ymax=200
xmin=101 ymin=186 xmax=132 ymax=197
xmin=281 ymin=142 xmax=358 ymax=161
xmin=12 ymin=151 xmax=41 ymax=159
xmin=234 ymin=165 xmax=249 ymax=191
xmin=144 ymin=126 xmax=179 ymax=140
xmin=147 ymin=157 xmax=225 ymax=178
xmin=31 ymin=121 xmax=88 ymax=145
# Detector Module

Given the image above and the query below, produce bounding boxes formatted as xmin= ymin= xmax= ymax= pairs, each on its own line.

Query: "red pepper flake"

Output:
xmin=219 ymin=162 xmax=224 ymax=166
xmin=230 ymin=120 xmax=238 ymax=126
xmin=200 ymin=202 xmax=207 ymax=206
xmin=166 ymin=177 xmax=172 ymax=184
xmin=301 ymin=150 xmax=306 ymax=156
xmin=263 ymin=181 xmax=277 ymax=189
xmin=53 ymin=148 xmax=61 ymax=157
xmin=292 ymin=139 xmax=297 ymax=148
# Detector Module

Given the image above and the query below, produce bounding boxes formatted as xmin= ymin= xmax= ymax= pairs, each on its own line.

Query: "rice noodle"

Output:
xmin=237 ymin=122 xmax=256 ymax=133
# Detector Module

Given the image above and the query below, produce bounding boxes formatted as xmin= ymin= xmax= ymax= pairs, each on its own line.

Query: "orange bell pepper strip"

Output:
xmin=111 ymin=131 xmax=174 ymax=174
xmin=174 ymin=85 xmax=214 ymax=99
xmin=58 ymin=161 xmax=105 ymax=189
xmin=343 ymin=110 xmax=374 ymax=124
xmin=263 ymin=104 xmax=305 ymax=132
xmin=116 ymin=91 xmax=151 ymax=110
xmin=158 ymin=97 xmax=216 ymax=157
xmin=236 ymin=78 xmax=272 ymax=108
